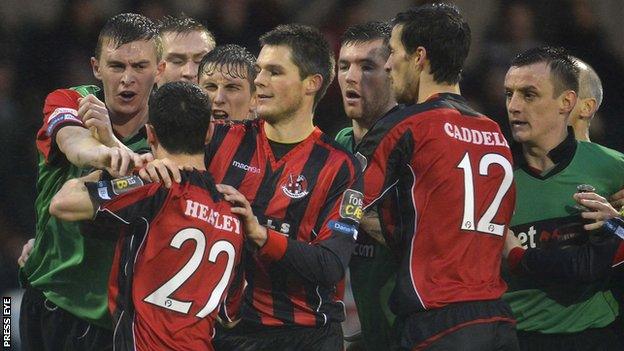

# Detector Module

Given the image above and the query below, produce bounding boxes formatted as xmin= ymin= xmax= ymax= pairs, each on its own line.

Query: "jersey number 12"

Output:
xmin=457 ymin=153 xmax=513 ymax=236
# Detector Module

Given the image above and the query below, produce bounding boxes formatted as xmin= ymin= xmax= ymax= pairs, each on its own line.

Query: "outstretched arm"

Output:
xmin=49 ymin=170 xmax=103 ymax=221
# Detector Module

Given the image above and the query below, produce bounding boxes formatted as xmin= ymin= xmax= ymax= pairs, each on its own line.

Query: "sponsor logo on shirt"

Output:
xmin=47 ymin=108 xmax=78 ymax=122
xmin=97 ymin=187 xmax=111 ymax=200
xmin=340 ymin=189 xmax=363 ymax=222
xmin=281 ymin=174 xmax=309 ymax=199
xmin=46 ymin=108 xmax=81 ymax=136
xmin=112 ymin=176 xmax=144 ymax=195
xmin=328 ymin=220 xmax=358 ymax=240
xmin=353 ymin=243 xmax=375 ymax=258
xmin=232 ymin=160 xmax=261 ymax=174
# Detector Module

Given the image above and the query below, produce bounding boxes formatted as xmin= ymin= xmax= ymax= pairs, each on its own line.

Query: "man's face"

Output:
xmin=338 ymin=39 xmax=393 ymax=122
xmin=385 ymin=25 xmax=419 ymax=105
xmin=504 ymin=62 xmax=569 ymax=146
xmin=254 ymin=45 xmax=307 ymax=123
xmin=199 ymin=65 xmax=255 ymax=121
xmin=92 ymin=38 xmax=162 ymax=120
xmin=158 ymin=30 xmax=214 ymax=85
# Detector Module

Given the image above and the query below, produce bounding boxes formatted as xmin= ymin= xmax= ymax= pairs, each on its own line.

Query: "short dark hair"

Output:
xmin=148 ymin=81 xmax=211 ymax=154
xmin=260 ymin=24 xmax=335 ymax=108
xmin=511 ymin=46 xmax=579 ymax=97
xmin=393 ymin=3 xmax=471 ymax=85
xmin=198 ymin=44 xmax=257 ymax=91
xmin=340 ymin=21 xmax=392 ymax=59
xmin=95 ymin=13 xmax=161 ymax=61
xmin=158 ymin=14 xmax=215 ymax=48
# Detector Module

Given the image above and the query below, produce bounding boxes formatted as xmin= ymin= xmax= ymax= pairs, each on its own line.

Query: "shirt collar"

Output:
xmin=512 ymin=126 xmax=577 ymax=178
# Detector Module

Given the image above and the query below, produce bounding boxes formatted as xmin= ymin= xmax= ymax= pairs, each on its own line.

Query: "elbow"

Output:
xmin=319 ymin=256 xmax=346 ymax=287
xmin=49 ymin=194 xmax=75 ymax=221
xmin=49 ymin=179 xmax=83 ymax=221
xmin=49 ymin=195 xmax=68 ymax=220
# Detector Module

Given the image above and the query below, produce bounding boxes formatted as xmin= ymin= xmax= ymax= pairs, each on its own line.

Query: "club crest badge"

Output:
xmin=281 ymin=174 xmax=309 ymax=199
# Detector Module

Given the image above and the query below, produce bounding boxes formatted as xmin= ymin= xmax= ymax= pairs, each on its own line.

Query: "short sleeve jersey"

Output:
xmin=88 ymin=170 xmax=244 ymax=351
xmin=22 ymin=85 xmax=149 ymax=328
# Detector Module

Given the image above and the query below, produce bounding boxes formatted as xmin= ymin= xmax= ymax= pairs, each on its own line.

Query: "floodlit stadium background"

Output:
xmin=1 ymin=0 xmax=624 ymax=349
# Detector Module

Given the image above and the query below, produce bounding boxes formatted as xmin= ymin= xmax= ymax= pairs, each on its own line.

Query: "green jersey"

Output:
xmin=336 ymin=127 xmax=397 ymax=351
xmin=504 ymin=136 xmax=624 ymax=334
xmin=22 ymin=85 xmax=149 ymax=329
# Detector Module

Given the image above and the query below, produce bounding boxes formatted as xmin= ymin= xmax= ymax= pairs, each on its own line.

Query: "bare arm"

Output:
xmin=359 ymin=208 xmax=385 ymax=245
xmin=56 ymin=126 xmax=141 ymax=177
xmin=49 ymin=170 xmax=103 ymax=221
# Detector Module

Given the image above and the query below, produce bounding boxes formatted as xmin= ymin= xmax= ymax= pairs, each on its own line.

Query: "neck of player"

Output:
xmin=352 ymin=104 xmax=396 ymax=144
xmin=571 ymin=120 xmax=591 ymax=142
xmin=111 ymin=107 xmax=149 ymax=139
xmin=155 ymin=149 xmax=206 ymax=171
xmin=522 ymin=128 xmax=569 ymax=173
xmin=264 ymin=110 xmax=315 ymax=143
xmin=417 ymin=73 xmax=461 ymax=104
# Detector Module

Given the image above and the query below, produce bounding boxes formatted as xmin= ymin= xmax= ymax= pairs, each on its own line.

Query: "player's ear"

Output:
xmin=91 ymin=57 xmax=102 ymax=81
xmin=412 ymin=47 xmax=427 ymax=69
xmin=155 ymin=60 xmax=166 ymax=84
xmin=304 ymin=73 xmax=323 ymax=97
xmin=580 ymin=98 xmax=598 ymax=120
xmin=248 ymin=89 xmax=258 ymax=115
xmin=146 ymin=124 xmax=159 ymax=150
xmin=205 ymin=118 xmax=215 ymax=144
xmin=560 ymin=90 xmax=577 ymax=114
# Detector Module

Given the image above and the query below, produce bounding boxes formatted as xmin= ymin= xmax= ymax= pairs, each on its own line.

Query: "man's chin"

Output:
xmin=110 ymin=104 xmax=140 ymax=121
xmin=344 ymin=107 xmax=363 ymax=120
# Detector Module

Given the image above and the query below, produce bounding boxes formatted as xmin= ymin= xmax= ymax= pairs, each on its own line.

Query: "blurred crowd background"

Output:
xmin=1 ymin=0 xmax=624 ymax=298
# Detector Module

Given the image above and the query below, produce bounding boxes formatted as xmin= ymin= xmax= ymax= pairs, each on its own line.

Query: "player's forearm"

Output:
xmin=360 ymin=209 xmax=385 ymax=245
xmin=509 ymin=238 xmax=621 ymax=283
xmin=49 ymin=172 xmax=100 ymax=221
xmin=258 ymin=229 xmax=353 ymax=286
xmin=56 ymin=126 xmax=110 ymax=169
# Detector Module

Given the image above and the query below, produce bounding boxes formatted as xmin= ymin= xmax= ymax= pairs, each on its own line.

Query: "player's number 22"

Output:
xmin=143 ymin=228 xmax=235 ymax=317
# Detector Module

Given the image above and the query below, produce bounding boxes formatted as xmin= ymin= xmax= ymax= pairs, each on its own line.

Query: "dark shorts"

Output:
xmin=19 ymin=287 xmax=112 ymax=351
xmin=396 ymin=299 xmax=519 ymax=351
xmin=517 ymin=326 xmax=623 ymax=351
xmin=213 ymin=320 xmax=343 ymax=351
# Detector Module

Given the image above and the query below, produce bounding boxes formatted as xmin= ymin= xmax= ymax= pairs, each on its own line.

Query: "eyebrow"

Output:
xmin=130 ymin=60 xmax=151 ymax=66
xmin=106 ymin=59 xmax=126 ymax=65
xmin=504 ymin=85 xmax=539 ymax=93
xmin=357 ymin=58 xmax=377 ymax=65
xmin=165 ymin=53 xmax=188 ymax=60
xmin=338 ymin=57 xmax=377 ymax=65
xmin=260 ymin=63 xmax=284 ymax=71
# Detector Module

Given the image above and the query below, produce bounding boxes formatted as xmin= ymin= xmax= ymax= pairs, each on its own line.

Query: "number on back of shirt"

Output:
xmin=457 ymin=153 xmax=513 ymax=236
xmin=143 ymin=228 xmax=235 ymax=317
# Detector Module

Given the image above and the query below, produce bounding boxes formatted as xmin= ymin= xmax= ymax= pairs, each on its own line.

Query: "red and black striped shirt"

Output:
xmin=87 ymin=170 xmax=244 ymax=351
xmin=205 ymin=119 xmax=362 ymax=327
xmin=357 ymin=93 xmax=516 ymax=315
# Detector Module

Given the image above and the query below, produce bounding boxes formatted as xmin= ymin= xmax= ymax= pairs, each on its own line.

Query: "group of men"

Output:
xmin=16 ymin=3 xmax=624 ymax=351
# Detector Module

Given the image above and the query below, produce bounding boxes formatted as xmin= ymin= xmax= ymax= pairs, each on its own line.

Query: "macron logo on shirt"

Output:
xmin=232 ymin=160 xmax=261 ymax=174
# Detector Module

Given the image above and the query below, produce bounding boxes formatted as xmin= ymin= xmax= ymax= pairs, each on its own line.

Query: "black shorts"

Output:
xmin=517 ymin=326 xmax=623 ymax=351
xmin=19 ymin=287 xmax=112 ymax=351
xmin=396 ymin=299 xmax=519 ymax=351
xmin=213 ymin=320 xmax=343 ymax=351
